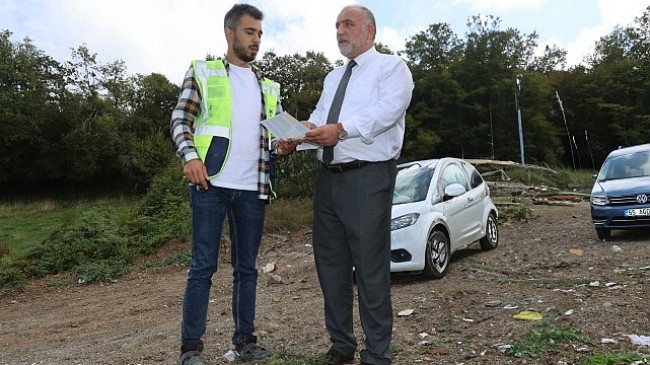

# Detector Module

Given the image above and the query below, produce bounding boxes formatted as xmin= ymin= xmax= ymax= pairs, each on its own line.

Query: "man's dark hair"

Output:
xmin=224 ymin=3 xmax=264 ymax=30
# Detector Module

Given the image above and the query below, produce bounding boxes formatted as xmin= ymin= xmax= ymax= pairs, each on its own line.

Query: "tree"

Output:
xmin=0 ymin=30 xmax=66 ymax=187
xmin=403 ymin=23 xmax=462 ymax=73
xmin=120 ymin=73 xmax=180 ymax=191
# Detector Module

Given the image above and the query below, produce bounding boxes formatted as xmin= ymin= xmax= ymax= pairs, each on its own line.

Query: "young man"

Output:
xmin=301 ymin=5 xmax=414 ymax=365
xmin=169 ymin=4 xmax=294 ymax=365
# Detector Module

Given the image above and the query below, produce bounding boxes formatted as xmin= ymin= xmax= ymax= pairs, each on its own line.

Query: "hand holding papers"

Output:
xmin=261 ymin=112 xmax=309 ymax=141
xmin=261 ymin=112 xmax=318 ymax=151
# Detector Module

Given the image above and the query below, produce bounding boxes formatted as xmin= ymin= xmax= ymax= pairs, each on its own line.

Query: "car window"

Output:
xmin=461 ymin=161 xmax=484 ymax=188
xmin=440 ymin=163 xmax=469 ymax=191
xmin=598 ymin=151 xmax=650 ymax=181
xmin=393 ymin=165 xmax=435 ymax=205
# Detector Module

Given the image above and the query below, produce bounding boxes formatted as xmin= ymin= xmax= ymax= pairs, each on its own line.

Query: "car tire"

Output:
xmin=479 ymin=212 xmax=499 ymax=251
xmin=596 ymin=228 xmax=611 ymax=240
xmin=422 ymin=230 xmax=450 ymax=280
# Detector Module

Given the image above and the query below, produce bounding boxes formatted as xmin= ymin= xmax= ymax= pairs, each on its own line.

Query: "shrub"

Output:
xmin=126 ymin=160 xmax=191 ymax=251
xmin=30 ymin=208 xmax=131 ymax=278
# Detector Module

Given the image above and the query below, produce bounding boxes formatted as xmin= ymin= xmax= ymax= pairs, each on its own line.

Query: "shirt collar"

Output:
xmin=348 ymin=47 xmax=377 ymax=69
xmin=222 ymin=56 xmax=264 ymax=81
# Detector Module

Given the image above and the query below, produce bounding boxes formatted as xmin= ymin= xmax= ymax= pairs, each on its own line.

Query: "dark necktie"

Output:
xmin=323 ymin=60 xmax=357 ymax=164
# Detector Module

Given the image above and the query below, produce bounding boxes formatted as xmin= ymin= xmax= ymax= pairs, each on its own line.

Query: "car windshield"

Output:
xmin=393 ymin=165 xmax=435 ymax=205
xmin=598 ymin=150 xmax=650 ymax=181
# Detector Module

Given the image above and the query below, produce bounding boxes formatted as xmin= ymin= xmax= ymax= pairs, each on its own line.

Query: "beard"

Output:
xmin=233 ymin=37 xmax=258 ymax=63
xmin=338 ymin=42 xmax=353 ymax=59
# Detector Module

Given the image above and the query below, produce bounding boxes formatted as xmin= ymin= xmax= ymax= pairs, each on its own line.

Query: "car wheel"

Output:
xmin=422 ymin=230 xmax=450 ymax=280
xmin=479 ymin=212 xmax=499 ymax=251
xmin=596 ymin=228 xmax=611 ymax=240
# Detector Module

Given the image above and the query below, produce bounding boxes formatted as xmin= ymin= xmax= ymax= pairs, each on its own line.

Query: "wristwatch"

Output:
xmin=336 ymin=123 xmax=348 ymax=140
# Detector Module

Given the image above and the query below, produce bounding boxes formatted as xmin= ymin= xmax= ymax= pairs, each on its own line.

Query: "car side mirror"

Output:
xmin=443 ymin=183 xmax=466 ymax=201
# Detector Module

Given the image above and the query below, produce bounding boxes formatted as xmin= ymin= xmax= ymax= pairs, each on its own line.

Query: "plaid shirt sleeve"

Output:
xmin=170 ymin=66 xmax=201 ymax=165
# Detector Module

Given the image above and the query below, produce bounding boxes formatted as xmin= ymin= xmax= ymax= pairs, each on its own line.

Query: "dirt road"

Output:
xmin=1 ymin=201 xmax=649 ymax=364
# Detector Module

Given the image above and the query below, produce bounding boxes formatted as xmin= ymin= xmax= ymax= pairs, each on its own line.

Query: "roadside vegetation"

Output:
xmin=2 ymin=166 xmax=646 ymax=365
xmin=0 ymin=165 xmax=591 ymax=290
xmin=0 ymin=161 xmax=314 ymax=291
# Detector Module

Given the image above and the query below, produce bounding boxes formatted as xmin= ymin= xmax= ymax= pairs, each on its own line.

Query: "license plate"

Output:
xmin=625 ymin=208 xmax=650 ymax=217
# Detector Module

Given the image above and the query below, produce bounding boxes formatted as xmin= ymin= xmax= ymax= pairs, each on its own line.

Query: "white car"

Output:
xmin=390 ymin=158 xmax=499 ymax=279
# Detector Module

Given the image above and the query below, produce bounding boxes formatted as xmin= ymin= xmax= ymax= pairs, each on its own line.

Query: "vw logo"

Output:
xmin=637 ymin=194 xmax=648 ymax=204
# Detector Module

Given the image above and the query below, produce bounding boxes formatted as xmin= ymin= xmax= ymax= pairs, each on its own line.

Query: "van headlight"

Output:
xmin=590 ymin=196 xmax=609 ymax=206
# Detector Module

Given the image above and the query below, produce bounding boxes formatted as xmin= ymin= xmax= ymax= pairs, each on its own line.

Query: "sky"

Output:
xmin=1 ymin=0 xmax=648 ymax=85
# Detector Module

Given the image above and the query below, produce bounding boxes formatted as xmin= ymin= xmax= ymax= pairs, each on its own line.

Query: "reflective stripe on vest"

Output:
xmin=193 ymin=60 xmax=230 ymax=178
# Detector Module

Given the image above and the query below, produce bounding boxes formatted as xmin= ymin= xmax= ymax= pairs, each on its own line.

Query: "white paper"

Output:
xmin=261 ymin=112 xmax=309 ymax=141
xmin=261 ymin=112 xmax=319 ymax=150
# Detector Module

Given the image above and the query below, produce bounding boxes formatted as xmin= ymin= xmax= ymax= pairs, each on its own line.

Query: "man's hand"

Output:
xmin=276 ymin=139 xmax=299 ymax=156
xmin=301 ymin=121 xmax=317 ymax=130
xmin=304 ymin=123 xmax=339 ymax=147
xmin=183 ymin=159 xmax=209 ymax=190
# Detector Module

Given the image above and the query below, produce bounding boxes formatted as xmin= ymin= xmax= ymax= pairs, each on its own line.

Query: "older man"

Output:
xmin=302 ymin=4 xmax=414 ymax=365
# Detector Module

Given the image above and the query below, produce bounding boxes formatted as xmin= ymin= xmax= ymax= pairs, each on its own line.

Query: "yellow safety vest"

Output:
xmin=192 ymin=59 xmax=280 ymax=178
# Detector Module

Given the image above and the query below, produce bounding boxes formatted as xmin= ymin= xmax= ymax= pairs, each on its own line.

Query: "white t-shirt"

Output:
xmin=210 ymin=64 xmax=262 ymax=191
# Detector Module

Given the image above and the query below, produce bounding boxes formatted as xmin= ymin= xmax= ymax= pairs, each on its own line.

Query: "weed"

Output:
xmin=506 ymin=323 xmax=585 ymax=358
xmin=578 ymin=350 xmax=648 ymax=365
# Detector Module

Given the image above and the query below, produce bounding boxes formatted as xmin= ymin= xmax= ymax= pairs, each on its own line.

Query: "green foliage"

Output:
xmin=47 ymin=278 xmax=74 ymax=287
xmin=274 ymin=151 xmax=319 ymax=199
xmin=263 ymin=348 xmax=321 ymax=365
xmin=120 ymin=130 xmax=176 ymax=192
xmin=126 ymin=161 xmax=191 ymax=250
xmin=3 ymin=6 xmax=650 ymax=193
xmin=506 ymin=323 xmax=585 ymax=358
xmin=0 ymin=263 xmax=26 ymax=290
xmin=578 ymin=350 xmax=648 ymax=365
xmin=76 ymin=260 xmax=130 ymax=284
xmin=0 ymin=165 xmax=191 ymax=288
xmin=553 ymin=168 xmax=597 ymax=191
xmin=30 ymin=207 xmax=132 ymax=278
xmin=504 ymin=167 xmax=594 ymax=192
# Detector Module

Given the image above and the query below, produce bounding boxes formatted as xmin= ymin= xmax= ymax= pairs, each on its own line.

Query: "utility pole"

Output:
xmin=514 ymin=74 xmax=525 ymax=165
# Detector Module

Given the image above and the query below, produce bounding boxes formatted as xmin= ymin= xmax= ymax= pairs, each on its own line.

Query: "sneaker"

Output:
xmin=178 ymin=350 xmax=208 ymax=365
xmin=236 ymin=342 xmax=273 ymax=363
xmin=318 ymin=348 xmax=354 ymax=365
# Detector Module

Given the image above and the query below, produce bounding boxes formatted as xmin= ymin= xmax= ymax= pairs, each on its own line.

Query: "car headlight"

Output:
xmin=590 ymin=196 xmax=609 ymax=206
xmin=391 ymin=213 xmax=420 ymax=231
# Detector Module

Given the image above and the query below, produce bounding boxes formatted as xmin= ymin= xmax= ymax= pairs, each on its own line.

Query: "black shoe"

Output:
xmin=234 ymin=334 xmax=259 ymax=351
xmin=234 ymin=335 xmax=273 ymax=363
xmin=319 ymin=348 xmax=354 ymax=365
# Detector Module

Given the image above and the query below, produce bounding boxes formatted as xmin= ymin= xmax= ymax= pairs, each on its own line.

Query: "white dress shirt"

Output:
xmin=309 ymin=47 xmax=414 ymax=163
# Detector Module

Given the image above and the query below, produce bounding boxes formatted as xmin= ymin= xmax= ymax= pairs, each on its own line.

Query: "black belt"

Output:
xmin=322 ymin=160 xmax=370 ymax=173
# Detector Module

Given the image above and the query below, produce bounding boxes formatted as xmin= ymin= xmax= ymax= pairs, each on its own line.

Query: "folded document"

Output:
xmin=261 ymin=112 xmax=318 ymax=150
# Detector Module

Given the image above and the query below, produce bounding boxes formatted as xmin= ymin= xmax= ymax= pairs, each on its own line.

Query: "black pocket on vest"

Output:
xmin=205 ymin=136 xmax=229 ymax=176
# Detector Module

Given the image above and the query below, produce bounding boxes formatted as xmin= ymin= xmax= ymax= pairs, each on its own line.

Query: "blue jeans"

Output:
xmin=181 ymin=186 xmax=265 ymax=349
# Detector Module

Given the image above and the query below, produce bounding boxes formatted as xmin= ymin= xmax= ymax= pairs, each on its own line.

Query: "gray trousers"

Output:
xmin=312 ymin=160 xmax=396 ymax=365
